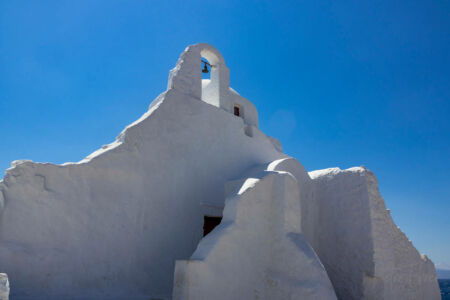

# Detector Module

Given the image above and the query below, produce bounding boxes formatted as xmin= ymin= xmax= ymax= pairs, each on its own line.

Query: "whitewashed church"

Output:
xmin=0 ymin=44 xmax=440 ymax=300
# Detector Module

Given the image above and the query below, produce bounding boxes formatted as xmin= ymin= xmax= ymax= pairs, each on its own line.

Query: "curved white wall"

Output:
xmin=173 ymin=168 xmax=337 ymax=300
xmin=0 ymin=64 xmax=283 ymax=299
xmin=0 ymin=43 xmax=440 ymax=300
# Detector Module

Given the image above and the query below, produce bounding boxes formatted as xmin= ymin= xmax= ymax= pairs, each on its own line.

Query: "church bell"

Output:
xmin=202 ymin=63 xmax=209 ymax=74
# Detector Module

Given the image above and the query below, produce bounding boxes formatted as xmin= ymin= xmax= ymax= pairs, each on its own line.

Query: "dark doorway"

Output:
xmin=234 ymin=105 xmax=240 ymax=116
xmin=203 ymin=216 xmax=222 ymax=237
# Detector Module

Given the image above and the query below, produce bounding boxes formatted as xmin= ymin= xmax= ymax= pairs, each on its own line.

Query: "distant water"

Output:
xmin=440 ymin=279 xmax=450 ymax=300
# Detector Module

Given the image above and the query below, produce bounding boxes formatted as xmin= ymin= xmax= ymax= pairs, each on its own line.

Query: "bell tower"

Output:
xmin=198 ymin=44 xmax=230 ymax=108
xmin=167 ymin=43 xmax=258 ymax=128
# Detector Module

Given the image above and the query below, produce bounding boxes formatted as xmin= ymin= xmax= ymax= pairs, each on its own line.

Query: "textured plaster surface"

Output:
xmin=173 ymin=166 xmax=337 ymax=300
xmin=309 ymin=167 xmax=440 ymax=300
xmin=0 ymin=45 xmax=285 ymax=299
xmin=0 ymin=274 xmax=8 ymax=300
xmin=0 ymin=43 xmax=440 ymax=299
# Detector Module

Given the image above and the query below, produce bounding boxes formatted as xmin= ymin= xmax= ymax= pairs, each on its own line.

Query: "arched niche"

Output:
xmin=196 ymin=44 xmax=230 ymax=108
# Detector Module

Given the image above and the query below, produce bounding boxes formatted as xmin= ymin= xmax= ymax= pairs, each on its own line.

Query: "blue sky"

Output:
xmin=1 ymin=1 xmax=449 ymax=267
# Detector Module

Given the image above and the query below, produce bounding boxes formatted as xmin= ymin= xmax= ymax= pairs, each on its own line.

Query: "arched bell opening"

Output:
xmin=201 ymin=57 xmax=212 ymax=80
xmin=199 ymin=47 xmax=225 ymax=108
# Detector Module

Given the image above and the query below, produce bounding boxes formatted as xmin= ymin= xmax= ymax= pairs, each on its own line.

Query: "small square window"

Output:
xmin=234 ymin=106 xmax=240 ymax=117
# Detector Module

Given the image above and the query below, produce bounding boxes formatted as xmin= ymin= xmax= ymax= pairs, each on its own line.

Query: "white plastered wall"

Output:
xmin=0 ymin=44 xmax=284 ymax=299
xmin=309 ymin=167 xmax=440 ymax=300
xmin=0 ymin=273 xmax=8 ymax=300
xmin=172 ymin=167 xmax=337 ymax=300
xmin=0 ymin=43 xmax=440 ymax=300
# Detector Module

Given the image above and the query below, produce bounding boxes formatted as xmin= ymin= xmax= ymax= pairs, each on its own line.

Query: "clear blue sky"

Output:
xmin=1 ymin=1 xmax=449 ymax=267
